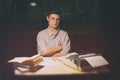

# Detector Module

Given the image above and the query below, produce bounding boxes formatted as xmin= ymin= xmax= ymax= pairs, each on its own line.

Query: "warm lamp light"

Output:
xmin=30 ymin=2 xmax=37 ymax=7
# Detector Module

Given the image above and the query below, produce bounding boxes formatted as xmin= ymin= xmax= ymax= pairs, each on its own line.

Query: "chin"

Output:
xmin=53 ymin=26 xmax=58 ymax=29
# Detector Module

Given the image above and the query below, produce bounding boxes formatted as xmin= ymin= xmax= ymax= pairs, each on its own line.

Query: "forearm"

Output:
xmin=52 ymin=53 xmax=64 ymax=57
xmin=41 ymin=45 xmax=62 ymax=56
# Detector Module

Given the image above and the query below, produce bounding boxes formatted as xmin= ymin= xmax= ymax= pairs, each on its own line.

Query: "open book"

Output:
xmin=8 ymin=54 xmax=43 ymax=67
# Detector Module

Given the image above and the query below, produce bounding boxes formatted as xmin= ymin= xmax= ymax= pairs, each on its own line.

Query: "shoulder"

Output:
xmin=37 ymin=28 xmax=48 ymax=35
xmin=59 ymin=29 xmax=68 ymax=35
xmin=37 ymin=28 xmax=48 ymax=37
xmin=59 ymin=29 xmax=70 ymax=38
xmin=60 ymin=29 xmax=67 ymax=33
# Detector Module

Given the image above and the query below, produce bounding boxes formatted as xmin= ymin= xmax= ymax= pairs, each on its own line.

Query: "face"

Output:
xmin=47 ymin=13 xmax=60 ymax=29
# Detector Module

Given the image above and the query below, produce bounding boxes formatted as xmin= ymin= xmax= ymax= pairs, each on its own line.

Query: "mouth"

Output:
xmin=53 ymin=24 xmax=58 ymax=27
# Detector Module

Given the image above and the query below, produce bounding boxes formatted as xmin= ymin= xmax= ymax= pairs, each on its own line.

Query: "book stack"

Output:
xmin=8 ymin=54 xmax=43 ymax=72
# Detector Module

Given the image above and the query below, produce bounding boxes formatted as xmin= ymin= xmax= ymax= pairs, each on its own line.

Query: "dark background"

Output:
xmin=0 ymin=0 xmax=120 ymax=80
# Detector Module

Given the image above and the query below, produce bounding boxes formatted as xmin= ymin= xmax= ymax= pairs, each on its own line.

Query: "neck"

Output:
xmin=49 ymin=27 xmax=59 ymax=35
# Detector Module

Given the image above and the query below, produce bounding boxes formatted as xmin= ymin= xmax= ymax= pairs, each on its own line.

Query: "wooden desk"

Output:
xmin=14 ymin=57 xmax=109 ymax=76
xmin=9 ymin=57 xmax=111 ymax=80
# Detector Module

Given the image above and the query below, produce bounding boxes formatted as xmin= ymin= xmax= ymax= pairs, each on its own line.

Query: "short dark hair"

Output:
xmin=46 ymin=10 xmax=61 ymax=17
xmin=46 ymin=5 xmax=61 ymax=17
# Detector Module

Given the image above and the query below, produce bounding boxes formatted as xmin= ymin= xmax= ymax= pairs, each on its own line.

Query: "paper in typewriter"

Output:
xmin=83 ymin=55 xmax=109 ymax=68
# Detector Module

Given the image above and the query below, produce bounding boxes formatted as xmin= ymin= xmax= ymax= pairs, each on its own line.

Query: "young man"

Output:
xmin=36 ymin=11 xmax=71 ymax=57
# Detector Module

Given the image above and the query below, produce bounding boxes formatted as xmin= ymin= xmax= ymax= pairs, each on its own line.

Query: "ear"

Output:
xmin=46 ymin=16 xmax=49 ymax=21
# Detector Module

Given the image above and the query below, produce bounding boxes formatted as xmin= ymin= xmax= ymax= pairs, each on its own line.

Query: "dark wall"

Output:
xmin=0 ymin=0 xmax=100 ymax=25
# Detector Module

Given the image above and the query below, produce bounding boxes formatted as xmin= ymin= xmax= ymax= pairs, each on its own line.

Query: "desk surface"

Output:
xmin=14 ymin=57 xmax=109 ymax=76
xmin=14 ymin=63 xmax=99 ymax=76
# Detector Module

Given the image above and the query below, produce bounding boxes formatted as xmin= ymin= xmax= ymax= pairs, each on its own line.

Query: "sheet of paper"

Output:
xmin=38 ymin=57 xmax=59 ymax=66
xmin=83 ymin=55 xmax=109 ymax=68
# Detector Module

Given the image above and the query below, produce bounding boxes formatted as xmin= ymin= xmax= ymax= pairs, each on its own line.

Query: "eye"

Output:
xmin=51 ymin=17 xmax=55 ymax=20
xmin=56 ymin=18 xmax=60 ymax=21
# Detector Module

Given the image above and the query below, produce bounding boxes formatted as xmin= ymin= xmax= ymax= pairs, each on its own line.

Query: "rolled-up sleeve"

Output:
xmin=37 ymin=32 xmax=47 ymax=54
xmin=60 ymin=32 xmax=71 ymax=55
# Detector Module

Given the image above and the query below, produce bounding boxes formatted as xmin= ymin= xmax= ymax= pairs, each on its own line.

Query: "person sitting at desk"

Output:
xmin=36 ymin=10 xmax=71 ymax=57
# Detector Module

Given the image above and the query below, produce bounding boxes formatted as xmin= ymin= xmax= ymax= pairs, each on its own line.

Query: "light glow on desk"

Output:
xmin=38 ymin=57 xmax=59 ymax=66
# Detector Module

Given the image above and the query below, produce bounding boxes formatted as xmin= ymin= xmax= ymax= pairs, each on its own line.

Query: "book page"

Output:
xmin=8 ymin=57 xmax=59 ymax=67
xmin=8 ymin=57 xmax=30 ymax=63
xmin=83 ymin=55 xmax=109 ymax=68
xmin=8 ymin=54 xmax=41 ymax=63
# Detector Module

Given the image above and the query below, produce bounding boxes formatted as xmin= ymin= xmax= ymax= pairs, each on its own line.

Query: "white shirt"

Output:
xmin=36 ymin=27 xmax=70 ymax=55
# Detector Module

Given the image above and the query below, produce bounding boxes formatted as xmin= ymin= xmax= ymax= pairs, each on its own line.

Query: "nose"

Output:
xmin=55 ymin=19 xmax=59 ymax=23
xmin=53 ymin=19 xmax=57 ymax=24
